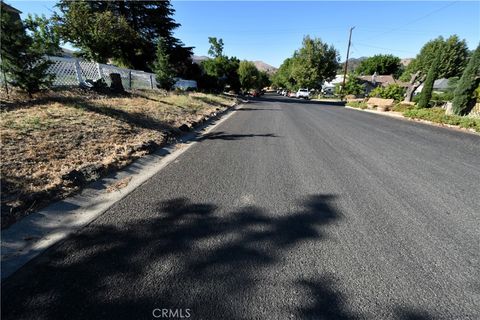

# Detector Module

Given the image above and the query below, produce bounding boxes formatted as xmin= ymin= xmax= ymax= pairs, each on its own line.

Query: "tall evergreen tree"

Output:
xmin=153 ymin=38 xmax=174 ymax=90
xmin=418 ymin=54 xmax=441 ymax=108
xmin=0 ymin=4 xmax=53 ymax=97
xmin=452 ymin=44 xmax=480 ymax=115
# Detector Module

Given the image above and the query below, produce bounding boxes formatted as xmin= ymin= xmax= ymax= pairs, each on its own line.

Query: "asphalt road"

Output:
xmin=2 ymin=94 xmax=480 ymax=319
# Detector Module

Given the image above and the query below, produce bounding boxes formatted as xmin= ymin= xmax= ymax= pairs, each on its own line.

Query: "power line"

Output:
xmin=354 ymin=43 xmax=417 ymax=55
xmin=363 ymin=1 xmax=458 ymax=42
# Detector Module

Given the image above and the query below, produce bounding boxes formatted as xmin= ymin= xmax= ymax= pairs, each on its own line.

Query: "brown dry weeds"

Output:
xmin=0 ymin=88 xmax=236 ymax=227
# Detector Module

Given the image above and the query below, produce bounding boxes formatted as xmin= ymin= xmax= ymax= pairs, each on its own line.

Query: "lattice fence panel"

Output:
xmin=1 ymin=55 xmax=159 ymax=90
xmin=79 ymin=61 xmax=101 ymax=81
xmin=47 ymin=57 xmax=80 ymax=86
xmin=100 ymin=65 xmax=132 ymax=89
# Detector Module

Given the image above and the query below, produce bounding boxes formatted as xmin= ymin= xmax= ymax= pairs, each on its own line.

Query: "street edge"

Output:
xmin=1 ymin=100 xmax=246 ymax=281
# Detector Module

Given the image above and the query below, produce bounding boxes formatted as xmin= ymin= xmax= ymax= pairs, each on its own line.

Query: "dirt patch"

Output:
xmin=1 ymin=88 xmax=237 ymax=228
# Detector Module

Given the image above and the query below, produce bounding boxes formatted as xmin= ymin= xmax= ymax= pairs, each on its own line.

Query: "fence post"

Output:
xmin=150 ymin=74 xmax=154 ymax=89
xmin=129 ymin=71 xmax=132 ymax=89
xmin=96 ymin=63 xmax=103 ymax=80
xmin=74 ymin=59 xmax=83 ymax=84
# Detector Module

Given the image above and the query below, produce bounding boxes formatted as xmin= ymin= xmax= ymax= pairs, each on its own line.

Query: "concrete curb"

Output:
xmin=1 ymin=101 xmax=245 ymax=280
xmin=344 ymin=105 xmax=479 ymax=136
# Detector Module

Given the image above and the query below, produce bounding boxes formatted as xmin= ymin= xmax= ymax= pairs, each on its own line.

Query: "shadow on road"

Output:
xmin=1 ymin=194 xmax=435 ymax=319
xmin=198 ymin=131 xmax=278 ymax=141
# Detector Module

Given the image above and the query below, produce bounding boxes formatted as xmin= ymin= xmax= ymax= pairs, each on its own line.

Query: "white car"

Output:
xmin=296 ymin=88 xmax=310 ymax=99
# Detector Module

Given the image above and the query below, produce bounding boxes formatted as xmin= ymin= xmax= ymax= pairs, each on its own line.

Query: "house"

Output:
xmin=414 ymin=78 xmax=450 ymax=95
xmin=1 ymin=1 xmax=22 ymax=21
xmin=357 ymin=74 xmax=408 ymax=94
xmin=322 ymin=75 xmax=345 ymax=94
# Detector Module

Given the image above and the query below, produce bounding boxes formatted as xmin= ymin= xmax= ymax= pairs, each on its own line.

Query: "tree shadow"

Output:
xmin=197 ymin=131 xmax=278 ymax=141
xmin=1 ymin=194 xmax=436 ymax=319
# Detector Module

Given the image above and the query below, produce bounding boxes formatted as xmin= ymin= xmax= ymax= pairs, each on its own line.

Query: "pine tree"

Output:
xmin=153 ymin=38 xmax=174 ymax=90
xmin=417 ymin=54 xmax=440 ymax=108
xmin=0 ymin=5 xmax=53 ymax=98
xmin=452 ymin=44 xmax=480 ymax=115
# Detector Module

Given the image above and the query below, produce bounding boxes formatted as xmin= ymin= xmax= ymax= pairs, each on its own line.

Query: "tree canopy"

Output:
xmin=272 ymin=36 xmax=338 ymax=90
xmin=55 ymin=0 xmax=193 ymax=73
xmin=401 ymin=35 xmax=469 ymax=81
xmin=355 ymin=54 xmax=401 ymax=77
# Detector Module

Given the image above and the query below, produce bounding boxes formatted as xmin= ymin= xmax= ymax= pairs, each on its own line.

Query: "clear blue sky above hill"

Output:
xmin=9 ymin=1 xmax=480 ymax=67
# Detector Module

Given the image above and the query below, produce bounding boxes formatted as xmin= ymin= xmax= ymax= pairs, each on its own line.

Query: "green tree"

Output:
xmin=56 ymin=1 xmax=192 ymax=72
xmin=452 ymin=44 xmax=480 ymax=115
xmin=336 ymin=75 xmax=365 ymax=96
xmin=238 ymin=60 xmax=259 ymax=91
xmin=290 ymin=36 xmax=339 ymax=89
xmin=272 ymin=58 xmax=295 ymax=90
xmin=24 ymin=14 xmax=61 ymax=55
xmin=257 ymin=71 xmax=271 ymax=90
xmin=55 ymin=1 xmax=137 ymax=63
xmin=200 ymin=37 xmax=241 ymax=92
xmin=355 ymin=54 xmax=401 ymax=77
xmin=153 ymin=37 xmax=174 ymax=90
xmin=0 ymin=4 xmax=54 ymax=97
xmin=401 ymin=35 xmax=469 ymax=81
xmin=418 ymin=54 xmax=441 ymax=108
xmin=207 ymin=37 xmax=224 ymax=58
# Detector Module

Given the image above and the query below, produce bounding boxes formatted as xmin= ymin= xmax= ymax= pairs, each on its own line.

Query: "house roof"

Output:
xmin=433 ymin=78 xmax=449 ymax=90
xmin=1 ymin=1 xmax=22 ymax=14
xmin=358 ymin=75 xmax=408 ymax=87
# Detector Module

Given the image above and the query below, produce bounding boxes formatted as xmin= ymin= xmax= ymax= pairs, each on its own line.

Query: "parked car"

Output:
xmin=296 ymin=88 xmax=310 ymax=99
xmin=288 ymin=91 xmax=296 ymax=98
xmin=281 ymin=90 xmax=288 ymax=96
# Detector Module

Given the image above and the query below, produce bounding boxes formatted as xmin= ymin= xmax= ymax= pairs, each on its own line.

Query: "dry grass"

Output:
xmin=0 ymin=88 xmax=237 ymax=227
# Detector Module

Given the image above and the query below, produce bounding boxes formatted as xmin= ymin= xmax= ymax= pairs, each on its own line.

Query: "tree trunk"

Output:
xmin=404 ymin=71 xmax=422 ymax=102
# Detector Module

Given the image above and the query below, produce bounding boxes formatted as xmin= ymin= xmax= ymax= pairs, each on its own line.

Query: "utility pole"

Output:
xmin=341 ymin=26 xmax=355 ymax=97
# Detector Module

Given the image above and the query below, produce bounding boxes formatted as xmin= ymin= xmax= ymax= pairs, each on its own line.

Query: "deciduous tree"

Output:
xmin=355 ymin=54 xmax=401 ymax=77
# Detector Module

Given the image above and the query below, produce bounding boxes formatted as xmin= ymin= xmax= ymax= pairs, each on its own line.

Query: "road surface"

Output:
xmin=2 ymin=94 xmax=480 ymax=319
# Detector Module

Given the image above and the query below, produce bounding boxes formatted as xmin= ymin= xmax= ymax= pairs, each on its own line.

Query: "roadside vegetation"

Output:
xmin=1 ymin=88 xmax=237 ymax=227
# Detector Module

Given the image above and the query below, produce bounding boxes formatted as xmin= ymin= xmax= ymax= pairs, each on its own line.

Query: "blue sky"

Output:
xmin=9 ymin=1 xmax=480 ymax=67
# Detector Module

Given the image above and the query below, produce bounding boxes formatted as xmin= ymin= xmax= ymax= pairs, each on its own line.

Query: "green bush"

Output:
xmin=430 ymin=91 xmax=454 ymax=107
xmin=347 ymin=101 xmax=368 ymax=109
xmin=369 ymin=84 xmax=405 ymax=101
xmin=403 ymin=107 xmax=480 ymax=132
xmin=391 ymin=103 xmax=414 ymax=113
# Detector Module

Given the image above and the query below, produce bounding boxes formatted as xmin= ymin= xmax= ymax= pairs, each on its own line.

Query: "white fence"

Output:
xmin=46 ymin=56 xmax=158 ymax=90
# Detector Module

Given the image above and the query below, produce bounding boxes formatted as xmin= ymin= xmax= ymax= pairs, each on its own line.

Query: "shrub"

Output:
xmin=391 ymin=103 xmax=414 ymax=113
xmin=347 ymin=101 xmax=368 ymax=109
xmin=403 ymin=107 xmax=480 ymax=132
xmin=369 ymin=84 xmax=405 ymax=101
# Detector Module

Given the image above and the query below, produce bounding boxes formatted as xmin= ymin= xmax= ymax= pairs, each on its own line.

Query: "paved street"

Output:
xmin=2 ymin=94 xmax=479 ymax=319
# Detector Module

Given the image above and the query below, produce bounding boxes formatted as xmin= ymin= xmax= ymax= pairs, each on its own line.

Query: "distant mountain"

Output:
xmin=400 ymin=58 xmax=413 ymax=66
xmin=338 ymin=57 xmax=367 ymax=73
xmin=192 ymin=56 xmax=277 ymax=74
xmin=192 ymin=55 xmax=209 ymax=64
xmin=253 ymin=61 xmax=278 ymax=75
